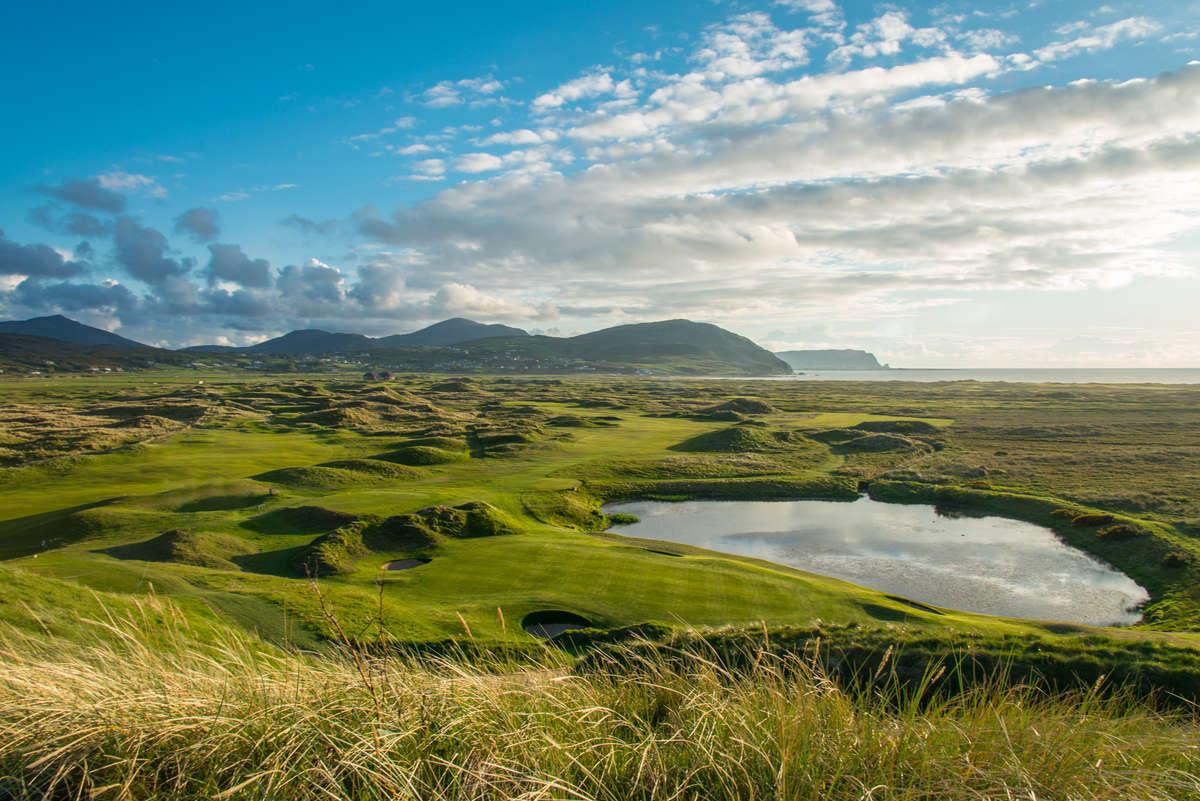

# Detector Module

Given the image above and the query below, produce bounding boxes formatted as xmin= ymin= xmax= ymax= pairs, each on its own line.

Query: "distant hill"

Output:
xmin=1 ymin=315 xmax=790 ymax=375
xmin=184 ymin=318 xmax=531 ymax=355
xmin=455 ymin=319 xmax=791 ymax=375
xmin=0 ymin=333 xmax=187 ymax=372
xmin=0 ymin=315 xmax=147 ymax=349
xmin=376 ymin=318 xmax=528 ymax=347
xmin=246 ymin=329 xmax=376 ymax=355
xmin=775 ymin=349 xmax=885 ymax=370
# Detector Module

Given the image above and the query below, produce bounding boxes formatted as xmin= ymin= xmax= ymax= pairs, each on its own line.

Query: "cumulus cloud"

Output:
xmin=0 ymin=229 xmax=90 ymax=278
xmin=454 ymin=152 xmax=505 ymax=173
xmin=27 ymin=206 xmax=109 ymax=237
xmin=428 ymin=282 xmax=553 ymax=321
xmin=34 ymin=177 xmax=126 ymax=213
xmin=278 ymin=258 xmax=346 ymax=310
xmin=11 ymin=278 xmax=136 ymax=315
xmin=828 ymin=10 xmax=948 ymax=66
xmin=355 ymin=64 xmax=1200 ymax=334
xmin=174 ymin=208 xmax=220 ymax=243
xmin=206 ymin=243 xmax=273 ymax=287
xmin=112 ymin=218 xmax=193 ymax=285
xmin=7 ymin=6 xmax=1198 ymax=361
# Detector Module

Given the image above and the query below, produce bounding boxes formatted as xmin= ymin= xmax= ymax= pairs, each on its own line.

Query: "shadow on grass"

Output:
xmin=0 ymin=499 xmax=120 ymax=559
xmin=177 ymin=494 xmax=272 ymax=512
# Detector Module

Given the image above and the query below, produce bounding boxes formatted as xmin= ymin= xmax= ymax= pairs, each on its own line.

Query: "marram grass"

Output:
xmin=1 ymin=601 xmax=1198 ymax=800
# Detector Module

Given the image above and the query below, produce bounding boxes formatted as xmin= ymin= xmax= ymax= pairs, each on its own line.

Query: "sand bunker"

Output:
xmin=383 ymin=558 xmax=430 ymax=571
xmin=522 ymin=610 xmax=592 ymax=639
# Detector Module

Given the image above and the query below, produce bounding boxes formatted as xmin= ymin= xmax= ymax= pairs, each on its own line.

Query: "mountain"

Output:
xmin=0 ymin=333 xmax=188 ymax=372
xmin=567 ymin=320 xmax=789 ymax=374
xmin=455 ymin=319 xmax=792 ymax=375
xmin=246 ymin=329 xmax=376 ymax=355
xmin=775 ymin=349 xmax=885 ymax=370
xmin=0 ymin=315 xmax=147 ymax=349
xmin=376 ymin=318 xmax=528 ymax=347
xmin=188 ymin=318 xmax=531 ymax=355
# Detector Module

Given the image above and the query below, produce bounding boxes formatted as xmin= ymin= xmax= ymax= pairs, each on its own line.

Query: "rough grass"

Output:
xmin=0 ymin=609 xmax=1197 ymax=801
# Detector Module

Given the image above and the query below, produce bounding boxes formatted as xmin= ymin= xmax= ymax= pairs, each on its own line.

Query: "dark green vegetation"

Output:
xmin=2 ymin=372 xmax=1200 ymax=798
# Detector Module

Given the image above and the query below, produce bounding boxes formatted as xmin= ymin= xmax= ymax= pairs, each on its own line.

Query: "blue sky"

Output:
xmin=1 ymin=0 xmax=1198 ymax=365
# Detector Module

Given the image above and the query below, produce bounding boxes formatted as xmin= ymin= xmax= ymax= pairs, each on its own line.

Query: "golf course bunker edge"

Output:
xmin=522 ymin=610 xmax=593 ymax=639
xmin=383 ymin=557 xmax=431 ymax=571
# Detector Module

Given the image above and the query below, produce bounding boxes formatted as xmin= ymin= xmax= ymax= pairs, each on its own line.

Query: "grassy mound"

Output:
xmin=296 ymin=502 xmax=519 ymax=575
xmin=317 ymin=459 xmax=419 ymax=479
xmin=702 ymin=397 xmax=777 ymax=415
xmin=807 ymin=428 xmax=867 ymax=444
xmin=293 ymin=405 xmax=387 ymax=429
xmin=522 ymin=489 xmax=609 ymax=531
xmin=243 ymin=505 xmax=360 ymax=535
xmin=669 ymin=427 xmax=826 ymax=472
xmin=377 ymin=445 xmax=467 ymax=466
xmin=832 ymin=432 xmax=933 ymax=454
xmin=294 ymin=521 xmax=372 ymax=576
xmin=106 ymin=529 xmax=257 ymax=570
xmin=254 ymin=465 xmax=366 ymax=489
xmin=671 ymin=425 xmax=788 ymax=453
xmin=851 ymin=419 xmax=941 ymax=435
xmin=176 ymin=492 xmax=272 ymax=512
xmin=397 ymin=435 xmax=466 ymax=450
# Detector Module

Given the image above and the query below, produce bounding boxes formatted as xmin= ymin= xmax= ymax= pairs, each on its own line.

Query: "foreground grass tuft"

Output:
xmin=1 ymin=607 xmax=1198 ymax=800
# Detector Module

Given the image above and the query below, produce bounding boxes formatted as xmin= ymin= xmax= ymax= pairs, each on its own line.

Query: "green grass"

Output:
xmin=0 ymin=608 xmax=1197 ymax=800
xmin=3 ymin=372 xmax=1200 ymax=797
xmin=2 ymin=372 xmax=1200 ymax=648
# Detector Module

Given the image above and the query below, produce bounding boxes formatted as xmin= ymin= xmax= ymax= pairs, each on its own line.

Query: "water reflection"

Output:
xmin=605 ymin=497 xmax=1148 ymax=625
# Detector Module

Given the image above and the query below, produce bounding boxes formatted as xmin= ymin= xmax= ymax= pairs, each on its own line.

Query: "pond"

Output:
xmin=605 ymin=497 xmax=1149 ymax=626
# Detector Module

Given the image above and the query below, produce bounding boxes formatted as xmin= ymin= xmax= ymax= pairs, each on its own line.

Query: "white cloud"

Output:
xmin=422 ymin=76 xmax=505 ymax=108
xmin=97 ymin=171 xmax=166 ymax=198
xmin=356 ymin=64 xmax=1200 ymax=341
xmin=774 ymin=0 xmax=844 ymax=30
xmin=392 ymin=143 xmax=433 ymax=156
xmin=1034 ymin=17 xmax=1160 ymax=62
xmin=347 ymin=117 xmax=417 ymax=144
xmin=569 ymin=52 xmax=1000 ymax=141
xmin=533 ymin=71 xmax=619 ymax=110
xmin=481 ymin=128 xmax=556 ymax=146
xmin=829 ymin=10 xmax=949 ymax=65
xmin=455 ymin=152 xmax=506 ymax=173
xmin=429 ymin=282 xmax=552 ymax=320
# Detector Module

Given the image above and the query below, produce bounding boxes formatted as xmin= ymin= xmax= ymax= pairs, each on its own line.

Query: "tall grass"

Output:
xmin=1 ymin=601 xmax=1198 ymax=800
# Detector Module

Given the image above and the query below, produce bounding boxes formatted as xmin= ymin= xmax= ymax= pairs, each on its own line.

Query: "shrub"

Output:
xmin=606 ymin=512 xmax=639 ymax=526
xmin=1095 ymin=523 xmax=1148 ymax=540
xmin=1072 ymin=513 xmax=1116 ymax=527
xmin=1163 ymin=550 xmax=1192 ymax=569
xmin=1051 ymin=508 xmax=1077 ymax=519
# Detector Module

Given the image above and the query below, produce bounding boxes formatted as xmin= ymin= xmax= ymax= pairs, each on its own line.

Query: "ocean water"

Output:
xmin=741 ymin=368 xmax=1200 ymax=384
xmin=605 ymin=497 xmax=1149 ymax=626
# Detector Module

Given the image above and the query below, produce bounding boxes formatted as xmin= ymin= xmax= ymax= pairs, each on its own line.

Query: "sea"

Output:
xmin=730 ymin=368 xmax=1200 ymax=384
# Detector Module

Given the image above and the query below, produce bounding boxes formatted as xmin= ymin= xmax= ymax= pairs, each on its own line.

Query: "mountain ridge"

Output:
xmin=0 ymin=315 xmax=148 ymax=349
xmin=0 ymin=315 xmax=792 ymax=375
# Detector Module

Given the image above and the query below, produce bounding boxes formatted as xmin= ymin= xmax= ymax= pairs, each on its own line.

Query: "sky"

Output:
xmin=1 ymin=0 xmax=1198 ymax=366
